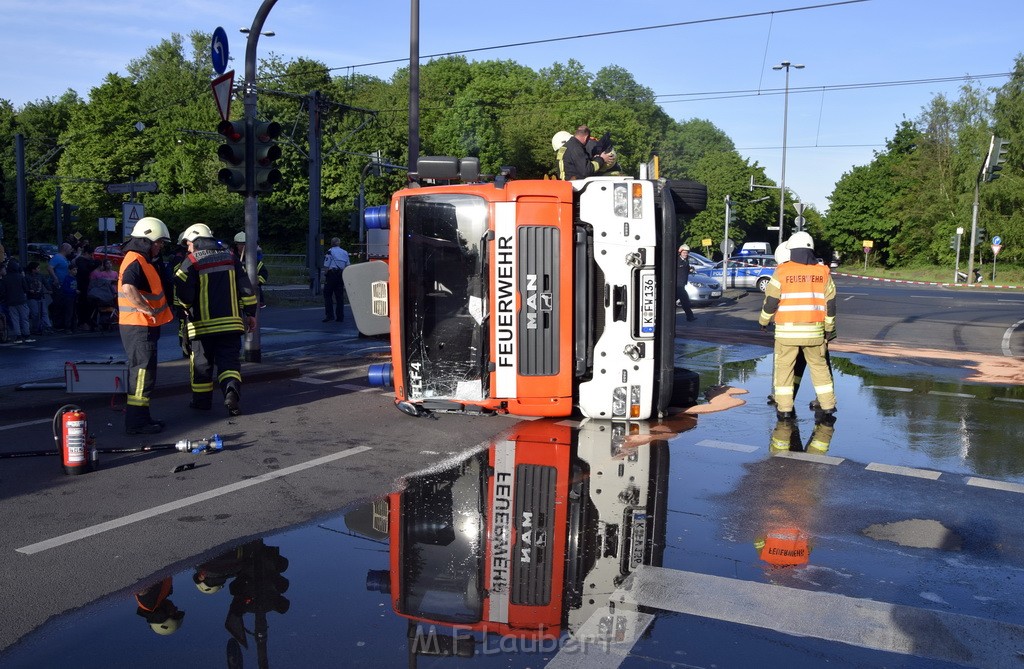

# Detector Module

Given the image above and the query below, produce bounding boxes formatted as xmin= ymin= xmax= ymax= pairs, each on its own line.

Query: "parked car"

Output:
xmin=683 ymin=271 xmax=723 ymax=306
xmin=686 ymin=250 xmax=716 ymax=270
xmin=706 ymin=253 xmax=778 ymax=292
xmin=26 ymin=243 xmax=59 ymax=263
xmin=92 ymin=244 xmax=125 ymax=267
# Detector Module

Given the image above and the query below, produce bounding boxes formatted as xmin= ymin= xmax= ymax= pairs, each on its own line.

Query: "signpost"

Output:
xmin=991 ymin=235 xmax=1003 ymax=282
xmin=211 ymin=27 xmax=230 ymax=75
xmin=862 ymin=239 xmax=873 ymax=271
xmin=793 ymin=202 xmax=806 ymax=231
xmin=98 ymin=217 xmax=116 ymax=251
xmin=105 ymin=182 xmax=157 ymax=195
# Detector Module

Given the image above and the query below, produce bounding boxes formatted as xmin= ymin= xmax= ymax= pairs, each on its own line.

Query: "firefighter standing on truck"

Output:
xmin=174 ymin=223 xmax=258 ymax=416
xmin=758 ymin=231 xmax=837 ymax=423
xmin=118 ymin=217 xmax=174 ymax=435
xmin=559 ymin=125 xmax=614 ymax=180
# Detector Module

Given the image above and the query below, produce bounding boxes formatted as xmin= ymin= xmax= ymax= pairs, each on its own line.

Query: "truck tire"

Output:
xmin=669 ymin=367 xmax=700 ymax=408
xmin=665 ymin=180 xmax=708 ymax=217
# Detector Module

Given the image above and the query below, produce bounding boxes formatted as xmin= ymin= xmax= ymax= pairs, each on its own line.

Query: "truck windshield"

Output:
xmin=399 ymin=450 xmax=487 ymax=623
xmin=401 ymin=193 xmax=489 ymax=401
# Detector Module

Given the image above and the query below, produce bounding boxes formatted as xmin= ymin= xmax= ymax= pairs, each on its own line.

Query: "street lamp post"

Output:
xmin=772 ymin=60 xmax=804 ymax=248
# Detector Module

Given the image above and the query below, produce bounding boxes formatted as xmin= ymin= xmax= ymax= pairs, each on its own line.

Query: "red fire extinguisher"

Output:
xmin=53 ymin=404 xmax=97 ymax=475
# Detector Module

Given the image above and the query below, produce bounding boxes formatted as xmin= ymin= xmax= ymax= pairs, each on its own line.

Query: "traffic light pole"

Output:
xmin=967 ymin=177 xmax=980 ymax=286
xmin=242 ymin=0 xmax=278 ymax=363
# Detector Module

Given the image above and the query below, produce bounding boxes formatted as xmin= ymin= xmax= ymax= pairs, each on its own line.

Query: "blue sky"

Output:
xmin=2 ymin=0 xmax=1021 ymax=212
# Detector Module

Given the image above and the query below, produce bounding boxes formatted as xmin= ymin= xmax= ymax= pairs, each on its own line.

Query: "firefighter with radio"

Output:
xmin=118 ymin=217 xmax=174 ymax=435
xmin=174 ymin=223 xmax=258 ymax=416
xmin=758 ymin=231 xmax=837 ymax=423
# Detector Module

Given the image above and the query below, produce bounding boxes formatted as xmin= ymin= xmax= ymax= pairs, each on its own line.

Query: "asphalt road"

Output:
xmin=2 ymin=281 xmax=1023 ymax=664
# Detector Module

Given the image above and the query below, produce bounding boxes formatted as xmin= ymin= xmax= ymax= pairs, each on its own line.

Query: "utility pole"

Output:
xmin=242 ymin=0 xmax=278 ymax=363
xmin=307 ymin=90 xmax=322 ymax=296
xmin=408 ymin=0 xmax=420 ymax=177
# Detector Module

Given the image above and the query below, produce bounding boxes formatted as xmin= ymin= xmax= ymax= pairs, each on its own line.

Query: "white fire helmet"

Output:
xmin=181 ymin=223 xmax=214 ymax=243
xmin=131 ymin=217 xmax=171 ymax=242
xmin=551 ymin=131 xmax=572 ymax=152
xmin=234 ymin=232 xmax=246 ymax=244
xmin=788 ymin=231 xmax=814 ymax=250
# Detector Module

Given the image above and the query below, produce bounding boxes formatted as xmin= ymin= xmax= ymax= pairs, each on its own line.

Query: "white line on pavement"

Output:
xmin=695 ymin=439 xmax=759 ymax=453
xmin=865 ymin=462 xmax=942 ymax=480
xmin=995 ymin=397 xmax=1024 ymax=404
xmin=771 ymin=451 xmax=845 ymax=465
xmin=864 ymin=385 xmax=914 ymax=392
xmin=927 ymin=391 xmax=975 ymax=398
xmin=16 ymin=446 xmax=372 ymax=555
xmin=966 ymin=477 xmax=1024 ymax=495
xmin=620 ymin=566 xmax=1024 ymax=667
xmin=1002 ymin=317 xmax=1024 ymax=357
xmin=0 ymin=418 xmax=51 ymax=432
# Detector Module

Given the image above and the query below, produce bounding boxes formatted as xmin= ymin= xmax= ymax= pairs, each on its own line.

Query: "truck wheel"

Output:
xmin=669 ymin=367 xmax=700 ymax=408
xmin=666 ymin=180 xmax=708 ymax=217
xmin=756 ymin=276 xmax=771 ymax=293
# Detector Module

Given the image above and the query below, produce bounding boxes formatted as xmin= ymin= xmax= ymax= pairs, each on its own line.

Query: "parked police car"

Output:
xmin=705 ymin=252 xmax=777 ymax=292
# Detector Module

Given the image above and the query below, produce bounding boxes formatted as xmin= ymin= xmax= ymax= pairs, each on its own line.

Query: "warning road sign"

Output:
xmin=122 ymin=202 xmax=145 ymax=240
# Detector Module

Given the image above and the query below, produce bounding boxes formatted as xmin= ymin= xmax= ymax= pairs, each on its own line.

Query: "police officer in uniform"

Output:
xmin=118 ymin=217 xmax=174 ymax=435
xmin=758 ymin=231 xmax=837 ymax=422
xmin=174 ymin=224 xmax=258 ymax=416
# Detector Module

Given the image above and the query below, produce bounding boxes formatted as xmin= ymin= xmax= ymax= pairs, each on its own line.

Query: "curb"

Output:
xmin=835 ymin=271 xmax=1022 ymax=290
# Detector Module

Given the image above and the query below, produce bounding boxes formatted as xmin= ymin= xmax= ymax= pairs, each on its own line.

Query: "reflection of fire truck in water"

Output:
xmin=364 ymin=416 xmax=694 ymax=659
xmin=345 ymin=157 xmax=706 ymax=419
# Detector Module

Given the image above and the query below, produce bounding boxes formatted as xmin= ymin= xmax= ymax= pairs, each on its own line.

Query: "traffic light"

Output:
xmin=62 ymin=203 xmax=80 ymax=227
xmin=217 ymin=119 xmax=247 ymax=193
xmin=976 ymin=228 xmax=987 ymax=245
xmin=252 ymin=121 xmax=282 ymax=193
xmin=225 ymin=542 xmax=289 ymax=647
xmin=984 ymin=136 xmax=1010 ymax=182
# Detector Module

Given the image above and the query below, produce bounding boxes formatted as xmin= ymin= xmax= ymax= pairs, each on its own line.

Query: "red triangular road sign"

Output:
xmin=212 ymin=71 xmax=235 ymax=122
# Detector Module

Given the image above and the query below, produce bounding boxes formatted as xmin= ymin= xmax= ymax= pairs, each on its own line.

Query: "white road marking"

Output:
xmin=696 ymin=439 xmax=758 ymax=453
xmin=927 ymin=391 xmax=974 ymax=398
xmin=864 ymin=385 xmax=914 ymax=392
xmin=995 ymin=397 xmax=1024 ymax=404
xmin=866 ymin=462 xmax=942 ymax=480
xmin=617 ymin=566 xmax=1024 ymax=668
xmin=966 ymin=477 xmax=1024 ymax=495
xmin=334 ymin=383 xmax=376 ymax=392
xmin=296 ymin=377 xmax=333 ymax=385
xmin=910 ymin=294 xmax=953 ymax=299
xmin=1002 ymin=317 xmax=1024 ymax=357
xmin=771 ymin=451 xmax=844 ymax=465
xmin=0 ymin=418 xmax=50 ymax=432
xmin=16 ymin=446 xmax=372 ymax=555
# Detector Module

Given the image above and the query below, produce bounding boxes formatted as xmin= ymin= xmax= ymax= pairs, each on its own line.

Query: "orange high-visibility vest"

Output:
xmin=773 ymin=263 xmax=830 ymax=324
xmin=117 ymin=251 xmax=173 ymax=327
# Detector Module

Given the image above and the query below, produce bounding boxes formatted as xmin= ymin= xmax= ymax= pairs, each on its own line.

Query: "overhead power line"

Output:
xmin=273 ymin=0 xmax=870 ymax=78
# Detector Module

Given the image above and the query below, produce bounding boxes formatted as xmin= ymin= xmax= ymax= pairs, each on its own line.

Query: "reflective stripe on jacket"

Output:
xmin=174 ymin=245 xmax=257 ymax=338
xmin=759 ymin=261 xmax=836 ymax=339
xmin=117 ymin=251 xmax=174 ymax=327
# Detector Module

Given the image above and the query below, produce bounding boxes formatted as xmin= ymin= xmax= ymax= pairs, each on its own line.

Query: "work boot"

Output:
xmin=776 ymin=410 xmax=796 ymax=421
xmin=224 ymin=389 xmax=241 ymax=416
xmin=814 ymin=406 xmax=837 ymax=425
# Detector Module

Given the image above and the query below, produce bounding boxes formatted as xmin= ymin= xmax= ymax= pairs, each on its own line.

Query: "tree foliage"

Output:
xmin=2 ymin=35 xmax=1022 ymax=272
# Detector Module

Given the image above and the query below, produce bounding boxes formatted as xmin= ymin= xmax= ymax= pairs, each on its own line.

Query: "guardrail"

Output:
xmin=262 ymin=254 xmax=309 ymax=285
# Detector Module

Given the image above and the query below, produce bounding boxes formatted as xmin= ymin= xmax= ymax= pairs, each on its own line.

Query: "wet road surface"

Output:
xmin=3 ymin=338 xmax=1024 ymax=668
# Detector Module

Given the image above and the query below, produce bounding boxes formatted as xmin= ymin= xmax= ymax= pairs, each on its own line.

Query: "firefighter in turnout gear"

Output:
xmin=758 ymin=232 xmax=837 ymax=421
xmin=118 ymin=217 xmax=174 ymax=435
xmin=174 ymin=224 xmax=258 ymax=416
